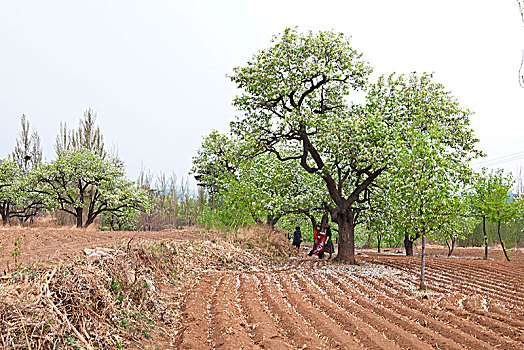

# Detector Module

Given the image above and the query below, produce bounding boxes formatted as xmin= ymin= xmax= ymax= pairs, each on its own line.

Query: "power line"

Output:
xmin=473 ymin=150 xmax=524 ymax=165
xmin=476 ymin=156 xmax=524 ymax=168
xmin=472 ymin=150 xmax=524 ymax=168
xmin=473 ymin=157 xmax=524 ymax=168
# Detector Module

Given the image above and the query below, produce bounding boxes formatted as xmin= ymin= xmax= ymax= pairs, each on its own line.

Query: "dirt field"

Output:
xmin=0 ymin=227 xmax=220 ymax=272
xmin=2 ymin=227 xmax=524 ymax=349
xmin=420 ymin=245 xmax=524 ymax=262
xmin=175 ymin=255 xmax=524 ymax=349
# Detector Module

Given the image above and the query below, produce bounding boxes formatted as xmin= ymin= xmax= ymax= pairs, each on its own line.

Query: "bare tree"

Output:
xmin=54 ymin=121 xmax=70 ymax=156
xmin=8 ymin=115 xmax=44 ymax=223
xmin=55 ymin=109 xmax=107 ymax=158
xmin=10 ymin=115 xmax=42 ymax=174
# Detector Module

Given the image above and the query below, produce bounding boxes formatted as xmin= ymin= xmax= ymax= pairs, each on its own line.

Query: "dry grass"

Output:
xmin=0 ymin=235 xmax=283 ymax=349
xmin=0 ymin=246 xmax=172 ymax=348
xmin=223 ymin=225 xmax=297 ymax=261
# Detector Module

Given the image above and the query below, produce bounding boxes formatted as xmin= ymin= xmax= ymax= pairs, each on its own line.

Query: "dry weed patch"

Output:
xmin=223 ymin=225 xmax=296 ymax=261
xmin=0 ymin=235 xmax=284 ymax=349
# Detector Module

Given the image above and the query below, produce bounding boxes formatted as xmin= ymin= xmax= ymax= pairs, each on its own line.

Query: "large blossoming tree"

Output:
xmin=32 ymin=149 xmax=149 ymax=228
xmin=229 ymin=28 xmax=480 ymax=263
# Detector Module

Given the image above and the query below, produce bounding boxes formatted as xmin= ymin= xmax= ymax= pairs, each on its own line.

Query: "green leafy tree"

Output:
xmin=0 ymin=160 xmax=23 ymax=224
xmin=440 ymin=208 xmax=478 ymax=257
xmin=193 ymin=130 xmax=327 ymax=230
xmin=375 ymin=117 xmax=478 ymax=288
xmin=229 ymin=28 xmax=480 ymax=263
xmin=381 ymin=135 xmax=477 ymax=255
xmin=230 ymin=29 xmax=374 ymax=263
xmin=471 ymin=169 xmax=518 ymax=261
xmin=32 ymin=149 xmax=148 ymax=228
xmin=99 ymin=207 xmax=140 ymax=231
xmin=192 ymin=130 xmax=244 ymax=211
xmin=228 ymin=151 xmax=327 ymax=229
xmin=362 ymin=203 xmax=398 ymax=253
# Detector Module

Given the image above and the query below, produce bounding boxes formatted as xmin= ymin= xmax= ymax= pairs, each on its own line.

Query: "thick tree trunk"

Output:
xmin=307 ymin=214 xmax=317 ymax=232
xmin=404 ymin=233 xmax=414 ymax=256
xmin=447 ymin=237 xmax=456 ymax=257
xmin=420 ymin=230 xmax=427 ymax=290
xmin=320 ymin=212 xmax=329 ymax=228
xmin=1 ymin=201 xmax=10 ymax=225
xmin=75 ymin=208 xmax=83 ymax=228
xmin=85 ymin=215 xmax=95 ymax=228
xmin=482 ymin=216 xmax=488 ymax=260
xmin=497 ymin=219 xmax=511 ymax=261
xmin=377 ymin=234 xmax=382 ymax=253
xmin=334 ymin=210 xmax=356 ymax=264
xmin=266 ymin=215 xmax=280 ymax=230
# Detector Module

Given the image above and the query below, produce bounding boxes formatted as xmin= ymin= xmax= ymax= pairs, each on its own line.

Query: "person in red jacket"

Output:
xmin=308 ymin=225 xmax=323 ymax=256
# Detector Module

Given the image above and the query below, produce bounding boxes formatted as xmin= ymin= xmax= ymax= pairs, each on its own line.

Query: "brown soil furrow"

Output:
xmin=369 ymin=260 xmax=448 ymax=291
xmin=421 ymin=262 xmax=524 ymax=301
xmin=237 ymin=274 xmax=294 ymax=349
xmin=431 ymin=259 xmax=524 ymax=282
xmin=274 ymin=272 xmax=364 ymax=349
xmin=290 ymin=271 xmax=403 ymax=350
xmin=172 ymin=278 xmax=201 ymax=314
xmin=302 ymin=265 xmax=435 ymax=349
xmin=374 ymin=257 xmax=524 ymax=300
xmin=376 ymin=273 xmax=524 ymax=337
xmin=376 ymin=260 xmax=523 ymax=305
xmin=255 ymin=273 xmax=329 ymax=349
xmin=420 ymin=267 xmax=523 ymax=306
xmin=487 ymin=302 xmax=524 ymax=323
xmin=354 ymin=273 xmax=510 ymax=349
xmin=175 ymin=273 xmax=222 ymax=349
xmin=307 ymin=269 xmax=450 ymax=350
xmin=487 ymin=262 xmax=524 ymax=279
xmin=448 ymin=300 xmax=524 ymax=344
xmin=334 ymin=271 xmax=522 ymax=349
xmin=462 ymin=296 xmax=524 ymax=331
xmin=269 ymin=258 xmax=309 ymax=274
xmin=209 ymin=273 xmax=260 ymax=349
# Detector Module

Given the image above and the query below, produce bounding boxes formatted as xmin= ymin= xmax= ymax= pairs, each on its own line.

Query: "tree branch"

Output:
xmin=297 ymin=74 xmax=327 ymax=107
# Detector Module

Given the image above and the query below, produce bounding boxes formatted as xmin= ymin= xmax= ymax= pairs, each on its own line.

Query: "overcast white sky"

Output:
xmin=1 ymin=0 xmax=523 ymax=185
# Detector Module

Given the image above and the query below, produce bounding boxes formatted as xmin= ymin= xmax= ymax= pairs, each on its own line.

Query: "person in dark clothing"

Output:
xmin=292 ymin=226 xmax=302 ymax=248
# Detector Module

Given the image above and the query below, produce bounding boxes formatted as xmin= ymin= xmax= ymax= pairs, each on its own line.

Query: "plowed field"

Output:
xmin=1 ymin=228 xmax=523 ymax=349
xmin=175 ymin=255 xmax=524 ymax=349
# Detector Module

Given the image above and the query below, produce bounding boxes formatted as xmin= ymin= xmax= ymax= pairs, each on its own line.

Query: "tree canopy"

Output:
xmin=192 ymin=130 xmax=327 ymax=229
xmin=470 ymin=169 xmax=520 ymax=260
xmin=0 ymin=160 xmax=22 ymax=224
xmin=32 ymin=149 xmax=148 ymax=228
xmin=227 ymin=28 xmax=481 ymax=263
